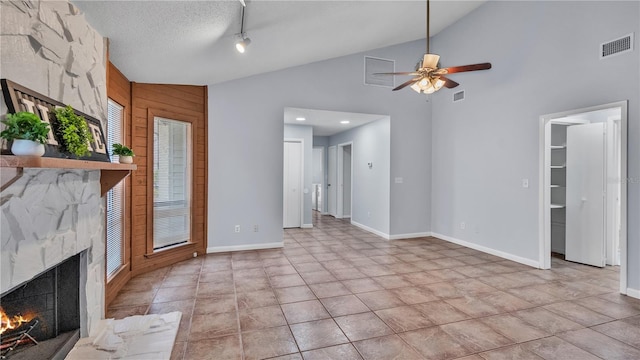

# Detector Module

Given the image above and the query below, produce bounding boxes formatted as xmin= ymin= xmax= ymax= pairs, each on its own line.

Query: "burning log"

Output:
xmin=0 ymin=316 xmax=39 ymax=359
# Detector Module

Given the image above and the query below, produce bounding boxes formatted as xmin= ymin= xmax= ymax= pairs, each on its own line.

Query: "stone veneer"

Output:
xmin=1 ymin=0 xmax=107 ymax=336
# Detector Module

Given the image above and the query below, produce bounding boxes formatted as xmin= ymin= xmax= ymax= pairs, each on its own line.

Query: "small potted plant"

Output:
xmin=53 ymin=105 xmax=93 ymax=158
xmin=0 ymin=111 xmax=50 ymax=156
xmin=112 ymin=143 xmax=134 ymax=164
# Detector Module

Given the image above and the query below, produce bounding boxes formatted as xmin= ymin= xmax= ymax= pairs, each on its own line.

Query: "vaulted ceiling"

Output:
xmin=73 ymin=0 xmax=485 ymax=85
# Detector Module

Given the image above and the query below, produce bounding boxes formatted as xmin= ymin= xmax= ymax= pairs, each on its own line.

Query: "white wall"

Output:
xmin=343 ymin=145 xmax=352 ymax=217
xmin=208 ymin=39 xmax=431 ymax=250
xmin=284 ymin=124 xmax=313 ymax=227
xmin=430 ymin=1 xmax=639 ymax=290
xmin=330 ymin=118 xmax=390 ymax=235
xmin=313 ymin=136 xmax=330 ymax=213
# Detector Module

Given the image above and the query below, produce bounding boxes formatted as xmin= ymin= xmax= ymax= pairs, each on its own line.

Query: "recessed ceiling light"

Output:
xmin=340 ymin=120 xmax=350 ymax=124
xmin=296 ymin=117 xmax=306 ymax=121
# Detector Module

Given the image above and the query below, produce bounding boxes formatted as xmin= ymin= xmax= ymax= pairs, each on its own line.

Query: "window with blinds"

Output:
xmin=153 ymin=117 xmax=192 ymax=250
xmin=106 ymin=99 xmax=125 ymax=278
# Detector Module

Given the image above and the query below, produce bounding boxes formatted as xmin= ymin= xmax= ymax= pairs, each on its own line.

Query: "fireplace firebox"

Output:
xmin=0 ymin=253 xmax=83 ymax=359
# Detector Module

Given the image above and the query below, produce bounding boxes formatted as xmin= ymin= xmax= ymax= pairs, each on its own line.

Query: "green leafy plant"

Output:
xmin=53 ymin=105 xmax=93 ymax=157
xmin=112 ymin=143 xmax=134 ymax=157
xmin=0 ymin=112 xmax=50 ymax=144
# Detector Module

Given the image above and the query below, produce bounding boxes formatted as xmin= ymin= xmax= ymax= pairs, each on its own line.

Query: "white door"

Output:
xmin=328 ymin=146 xmax=337 ymax=217
xmin=566 ymin=123 xmax=606 ymax=267
xmin=283 ymin=141 xmax=302 ymax=228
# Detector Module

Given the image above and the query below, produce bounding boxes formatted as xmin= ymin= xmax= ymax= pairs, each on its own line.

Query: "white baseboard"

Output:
xmin=207 ymin=242 xmax=283 ymax=254
xmin=388 ymin=232 xmax=432 ymax=240
xmin=301 ymin=224 xmax=313 ymax=229
xmin=350 ymin=220 xmax=389 ymax=239
xmin=431 ymin=232 xmax=540 ymax=268
xmin=627 ymin=287 xmax=640 ymax=299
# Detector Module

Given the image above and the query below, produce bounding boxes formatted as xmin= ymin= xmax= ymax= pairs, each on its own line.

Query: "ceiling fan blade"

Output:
xmin=374 ymin=72 xmax=421 ymax=76
xmin=393 ymin=77 xmax=421 ymax=91
xmin=444 ymin=63 xmax=492 ymax=74
xmin=439 ymin=75 xmax=459 ymax=89
xmin=423 ymin=54 xmax=440 ymax=69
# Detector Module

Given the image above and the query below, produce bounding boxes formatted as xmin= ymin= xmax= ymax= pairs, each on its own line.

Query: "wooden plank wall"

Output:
xmin=130 ymin=83 xmax=208 ymax=276
xmin=105 ymin=61 xmax=132 ymax=307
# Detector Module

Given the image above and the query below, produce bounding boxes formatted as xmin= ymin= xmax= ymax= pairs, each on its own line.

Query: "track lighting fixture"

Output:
xmin=235 ymin=4 xmax=251 ymax=53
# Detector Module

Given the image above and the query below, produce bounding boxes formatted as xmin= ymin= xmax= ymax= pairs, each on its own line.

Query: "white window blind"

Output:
xmin=106 ymin=99 xmax=124 ymax=278
xmin=153 ymin=117 xmax=192 ymax=250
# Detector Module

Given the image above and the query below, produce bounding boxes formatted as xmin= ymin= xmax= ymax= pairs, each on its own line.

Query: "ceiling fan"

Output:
xmin=376 ymin=0 xmax=491 ymax=94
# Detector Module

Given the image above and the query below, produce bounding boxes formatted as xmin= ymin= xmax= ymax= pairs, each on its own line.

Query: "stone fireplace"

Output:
xmin=1 ymin=169 xmax=105 ymax=357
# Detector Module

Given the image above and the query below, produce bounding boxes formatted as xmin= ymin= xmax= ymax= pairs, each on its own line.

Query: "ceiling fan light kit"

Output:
xmin=375 ymin=0 xmax=492 ymax=95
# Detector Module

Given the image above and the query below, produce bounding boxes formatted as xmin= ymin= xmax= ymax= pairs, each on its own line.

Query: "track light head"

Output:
xmin=235 ymin=34 xmax=251 ymax=53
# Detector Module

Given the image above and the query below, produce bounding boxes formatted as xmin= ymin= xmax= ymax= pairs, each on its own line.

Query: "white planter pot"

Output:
xmin=119 ymin=155 xmax=133 ymax=164
xmin=11 ymin=139 xmax=45 ymax=156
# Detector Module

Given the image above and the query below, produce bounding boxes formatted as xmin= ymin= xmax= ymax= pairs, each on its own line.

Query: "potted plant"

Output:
xmin=112 ymin=143 xmax=134 ymax=164
xmin=0 ymin=111 xmax=50 ymax=156
xmin=53 ymin=105 xmax=93 ymax=158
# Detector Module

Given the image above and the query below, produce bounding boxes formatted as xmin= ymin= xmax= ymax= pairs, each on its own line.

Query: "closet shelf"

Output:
xmin=550 ymin=165 xmax=566 ymax=169
xmin=550 ymin=185 xmax=564 ymax=188
xmin=550 ymin=145 xmax=567 ymax=149
xmin=550 ymin=204 xmax=566 ymax=209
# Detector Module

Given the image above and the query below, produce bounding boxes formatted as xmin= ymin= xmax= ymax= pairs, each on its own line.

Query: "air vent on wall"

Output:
xmin=453 ymin=90 xmax=465 ymax=102
xmin=364 ymin=56 xmax=394 ymax=87
xmin=601 ymin=33 xmax=634 ymax=59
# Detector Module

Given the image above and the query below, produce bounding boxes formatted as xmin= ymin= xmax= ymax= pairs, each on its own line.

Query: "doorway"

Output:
xmin=539 ymin=101 xmax=628 ymax=293
xmin=337 ymin=142 xmax=353 ymax=219
xmin=312 ymin=146 xmax=324 ymax=213
xmin=283 ymin=139 xmax=303 ymax=228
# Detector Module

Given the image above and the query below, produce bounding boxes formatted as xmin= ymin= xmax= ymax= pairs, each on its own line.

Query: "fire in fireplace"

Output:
xmin=0 ymin=254 xmax=82 ymax=359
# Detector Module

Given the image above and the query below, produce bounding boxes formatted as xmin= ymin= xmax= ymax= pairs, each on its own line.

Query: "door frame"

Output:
xmin=283 ymin=138 xmax=304 ymax=228
xmin=328 ymin=145 xmax=337 ymax=217
xmin=336 ymin=141 xmax=354 ymax=219
xmin=312 ymin=146 xmax=325 ymax=213
xmin=538 ymin=101 xmax=628 ymax=294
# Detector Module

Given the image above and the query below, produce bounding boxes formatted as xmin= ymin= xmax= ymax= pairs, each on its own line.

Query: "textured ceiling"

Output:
xmin=73 ymin=0 xmax=485 ymax=85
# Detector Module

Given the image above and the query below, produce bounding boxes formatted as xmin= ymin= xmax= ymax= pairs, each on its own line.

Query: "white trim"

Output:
xmin=626 ymin=288 xmax=640 ymax=300
xmin=538 ymin=101 xmax=628 ymax=294
xmin=301 ymin=223 xmax=313 ymax=229
xmin=388 ymin=232 xmax=432 ymax=240
xmin=336 ymin=141 xmax=353 ymax=219
xmin=284 ymin=138 xmax=304 ymax=228
xmin=207 ymin=242 xmax=284 ymax=254
xmin=350 ymin=220 xmax=389 ymax=240
xmin=432 ymin=232 xmax=540 ymax=268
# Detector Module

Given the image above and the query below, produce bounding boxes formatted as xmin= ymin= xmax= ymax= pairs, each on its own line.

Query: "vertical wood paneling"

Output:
xmin=105 ymin=61 xmax=132 ymax=307
xmin=131 ymin=83 xmax=207 ymax=277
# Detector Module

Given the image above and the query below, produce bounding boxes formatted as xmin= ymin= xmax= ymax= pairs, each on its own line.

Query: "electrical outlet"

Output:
xmin=522 ymin=179 xmax=529 ymax=188
xmin=254 ymin=225 xmax=259 ymax=232
xmin=235 ymin=225 xmax=240 ymax=233
xmin=460 ymin=222 xmax=466 ymax=230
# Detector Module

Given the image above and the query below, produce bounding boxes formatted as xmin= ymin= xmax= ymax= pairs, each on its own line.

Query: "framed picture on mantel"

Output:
xmin=1 ymin=79 xmax=110 ymax=162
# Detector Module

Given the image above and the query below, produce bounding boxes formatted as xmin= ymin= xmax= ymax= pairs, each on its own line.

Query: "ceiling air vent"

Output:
xmin=453 ymin=90 xmax=465 ymax=102
xmin=364 ymin=56 xmax=394 ymax=87
xmin=601 ymin=33 xmax=633 ymax=59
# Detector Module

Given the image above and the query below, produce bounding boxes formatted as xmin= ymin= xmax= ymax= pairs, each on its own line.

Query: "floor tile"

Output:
xmin=375 ymin=305 xmax=434 ymax=332
xmin=110 ymin=289 xmax=156 ymax=307
xmin=479 ymin=314 xmax=549 ymax=343
xmin=184 ymin=334 xmax=242 ymax=360
xmin=524 ymin=336 xmax=601 ymax=360
xmin=592 ymin=320 xmax=640 ymax=348
xmin=236 ymin=289 xmax=278 ymax=309
xmin=413 ymin=300 xmax=471 ymax=325
xmin=193 ymin=293 xmax=235 ymax=315
xmin=300 ymin=270 xmax=338 ymax=284
xmin=576 ymin=296 xmax=640 ymax=319
xmin=290 ymin=319 xmax=349 ymax=351
xmin=543 ymin=301 xmax=614 ymax=326
xmin=320 ymin=294 xmax=370 ymax=317
xmin=445 ymin=296 xmax=501 ymax=318
xmin=302 ymin=343 xmax=363 ymax=360
xmin=270 ymin=274 xmax=307 ymax=288
xmin=239 ymin=305 xmax=287 ymax=331
xmin=558 ymin=327 xmax=640 ymax=359
xmin=334 ymin=312 xmax=394 ymax=341
xmin=342 ymin=278 xmax=384 ymax=293
xmin=512 ymin=307 xmax=583 ymax=334
xmin=309 ymin=281 xmax=351 ymax=298
xmin=353 ymin=334 xmax=423 ymax=360
xmin=441 ymin=320 xmax=513 ymax=352
xmin=148 ymin=298 xmax=195 ymax=315
xmin=106 ymin=305 xmax=149 ymax=319
xmin=478 ymin=344 xmax=543 ymax=360
xmin=281 ymin=299 xmax=331 ymax=324
xmin=356 ymin=290 xmax=406 ymax=310
xmin=399 ymin=327 xmax=471 ymax=360
xmin=275 ymin=285 xmax=317 ymax=304
xmin=390 ymin=286 xmax=439 ymax=304
xmin=242 ymin=326 xmax=299 ymax=360
xmin=189 ymin=312 xmax=238 ymax=341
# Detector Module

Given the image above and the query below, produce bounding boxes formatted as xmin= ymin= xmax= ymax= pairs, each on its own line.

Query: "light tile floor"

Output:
xmin=108 ymin=213 xmax=640 ymax=360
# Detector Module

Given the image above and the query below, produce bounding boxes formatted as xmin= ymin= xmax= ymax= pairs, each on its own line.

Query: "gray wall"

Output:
xmin=284 ymin=124 xmax=313 ymax=227
xmin=430 ymin=1 xmax=639 ymax=289
xmin=208 ymin=39 xmax=431 ymax=249
xmin=329 ymin=118 xmax=390 ymax=234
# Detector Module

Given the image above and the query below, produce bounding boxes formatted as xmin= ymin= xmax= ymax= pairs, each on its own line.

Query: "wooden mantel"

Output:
xmin=0 ymin=155 xmax=136 ymax=196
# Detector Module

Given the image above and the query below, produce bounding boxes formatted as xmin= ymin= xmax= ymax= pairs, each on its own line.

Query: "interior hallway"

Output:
xmin=108 ymin=212 xmax=640 ymax=359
